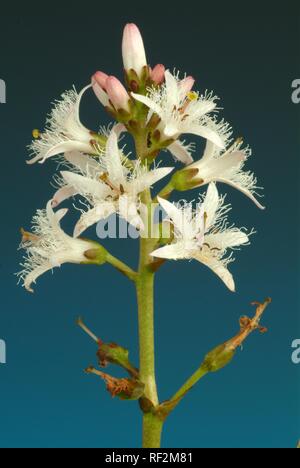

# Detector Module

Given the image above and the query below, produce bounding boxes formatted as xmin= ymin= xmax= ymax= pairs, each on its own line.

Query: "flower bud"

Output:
xmin=105 ymin=75 xmax=131 ymax=112
xmin=150 ymin=64 xmax=165 ymax=85
xmin=93 ymin=70 xmax=109 ymax=89
xmin=179 ymin=75 xmax=195 ymax=95
xmin=91 ymin=72 xmax=110 ymax=107
xmin=122 ymin=23 xmax=147 ymax=77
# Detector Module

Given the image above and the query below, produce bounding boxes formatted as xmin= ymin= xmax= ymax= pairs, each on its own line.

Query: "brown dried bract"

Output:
xmin=225 ymin=297 xmax=272 ymax=352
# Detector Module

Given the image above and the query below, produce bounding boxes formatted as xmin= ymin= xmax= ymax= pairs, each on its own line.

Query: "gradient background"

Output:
xmin=0 ymin=1 xmax=299 ymax=448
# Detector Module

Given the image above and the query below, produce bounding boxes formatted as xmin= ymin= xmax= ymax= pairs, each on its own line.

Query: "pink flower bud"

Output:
xmin=180 ymin=76 xmax=195 ymax=95
xmin=150 ymin=64 xmax=165 ymax=85
xmin=122 ymin=23 xmax=147 ymax=77
xmin=92 ymin=71 xmax=109 ymax=90
xmin=105 ymin=76 xmax=130 ymax=112
xmin=91 ymin=72 xmax=110 ymax=107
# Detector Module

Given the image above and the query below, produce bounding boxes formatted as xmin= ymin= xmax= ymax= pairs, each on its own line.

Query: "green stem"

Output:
xmin=169 ymin=366 xmax=208 ymax=404
xmin=134 ymin=132 xmax=164 ymax=448
xmin=105 ymin=252 xmax=137 ymax=281
xmin=136 ymin=229 xmax=163 ymax=447
xmin=136 ymin=253 xmax=157 ymax=404
xmin=142 ymin=413 xmax=163 ymax=448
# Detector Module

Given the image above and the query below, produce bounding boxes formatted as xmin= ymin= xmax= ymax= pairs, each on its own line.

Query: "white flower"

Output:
xmin=187 ymin=123 xmax=265 ymax=209
xmin=53 ymin=127 xmax=174 ymax=237
xmin=27 ymin=85 xmax=98 ymax=164
xmin=151 ymin=183 xmax=251 ymax=292
xmin=131 ymin=70 xmax=225 ymax=162
xmin=18 ymin=201 xmax=98 ymax=292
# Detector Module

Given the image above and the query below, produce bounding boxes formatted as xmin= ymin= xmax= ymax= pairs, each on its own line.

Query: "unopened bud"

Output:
xmin=179 ymin=76 xmax=195 ymax=95
xmin=93 ymin=70 xmax=109 ymax=89
xmin=105 ymin=76 xmax=131 ymax=112
xmin=91 ymin=72 xmax=110 ymax=108
xmin=150 ymin=64 xmax=165 ymax=85
xmin=122 ymin=23 xmax=147 ymax=78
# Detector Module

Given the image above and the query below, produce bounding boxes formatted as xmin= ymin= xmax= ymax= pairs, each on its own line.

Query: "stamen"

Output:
xmin=32 ymin=129 xmax=40 ymax=139
xmin=99 ymin=173 xmax=121 ymax=194
xmin=187 ymin=91 xmax=198 ymax=101
xmin=20 ymin=227 xmax=40 ymax=243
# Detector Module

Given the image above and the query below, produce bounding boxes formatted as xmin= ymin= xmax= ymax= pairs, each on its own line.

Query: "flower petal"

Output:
xmin=24 ymin=262 xmax=54 ymax=293
xmin=64 ymin=151 xmax=100 ymax=173
xmin=205 ymin=230 xmax=249 ymax=250
xmin=188 ymin=124 xmax=225 ymax=149
xmin=131 ymin=92 xmax=162 ymax=118
xmin=60 ymin=171 xmax=110 ymax=199
xmin=27 ymin=141 xmax=92 ymax=164
xmin=150 ymin=242 xmax=188 ymax=260
xmin=164 ymin=70 xmax=180 ymax=107
xmin=194 ymin=252 xmax=235 ymax=292
xmin=75 ymin=84 xmax=92 ymax=123
xmin=216 ymin=177 xmax=265 ymax=209
xmin=132 ymin=167 xmax=173 ymax=193
xmin=74 ymin=203 xmax=116 ymax=238
xmin=106 ymin=129 xmax=126 ymax=185
xmin=201 ymin=183 xmax=220 ymax=230
xmin=52 ymin=185 xmax=78 ymax=207
xmin=157 ymin=197 xmax=187 ymax=237
xmin=168 ymin=140 xmax=194 ymax=164
xmin=118 ymin=194 xmax=144 ymax=230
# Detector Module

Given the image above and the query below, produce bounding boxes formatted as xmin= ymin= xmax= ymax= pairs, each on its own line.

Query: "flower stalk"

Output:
xmin=18 ymin=21 xmax=271 ymax=449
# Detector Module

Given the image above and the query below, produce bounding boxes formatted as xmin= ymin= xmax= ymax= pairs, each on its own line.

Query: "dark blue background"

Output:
xmin=0 ymin=1 xmax=299 ymax=447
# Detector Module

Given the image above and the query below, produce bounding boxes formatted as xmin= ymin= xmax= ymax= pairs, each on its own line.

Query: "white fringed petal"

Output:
xmin=194 ymin=252 xmax=235 ymax=292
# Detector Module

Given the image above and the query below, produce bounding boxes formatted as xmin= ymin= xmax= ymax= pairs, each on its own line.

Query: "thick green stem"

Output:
xmin=136 ymin=266 xmax=157 ymax=404
xmin=136 ymin=234 xmax=163 ymax=447
xmin=142 ymin=413 xmax=163 ymax=448
xmin=134 ymin=132 xmax=164 ymax=448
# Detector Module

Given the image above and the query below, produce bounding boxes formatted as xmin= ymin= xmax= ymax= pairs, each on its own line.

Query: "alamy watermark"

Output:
xmin=291 ymin=79 xmax=300 ymax=104
xmin=0 ymin=79 xmax=6 ymax=104
xmin=291 ymin=339 xmax=300 ymax=364
xmin=96 ymin=203 xmax=174 ymax=240
xmin=0 ymin=339 xmax=6 ymax=364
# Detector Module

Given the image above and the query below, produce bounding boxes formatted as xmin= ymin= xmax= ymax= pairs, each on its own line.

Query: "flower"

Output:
xmin=53 ymin=127 xmax=174 ymax=237
xmin=18 ymin=201 xmax=103 ymax=292
xmin=92 ymin=72 xmax=131 ymax=113
xmin=27 ymin=85 xmax=102 ymax=165
xmin=151 ymin=183 xmax=251 ymax=291
xmin=122 ymin=23 xmax=147 ymax=78
xmin=184 ymin=124 xmax=265 ymax=208
xmin=131 ymin=70 xmax=225 ymax=159
xmin=150 ymin=64 xmax=165 ymax=85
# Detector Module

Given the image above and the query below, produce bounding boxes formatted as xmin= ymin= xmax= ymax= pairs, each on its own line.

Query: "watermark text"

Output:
xmin=291 ymin=339 xmax=300 ymax=364
xmin=0 ymin=79 xmax=6 ymax=104
xmin=291 ymin=79 xmax=300 ymax=104
xmin=0 ymin=339 xmax=6 ymax=364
